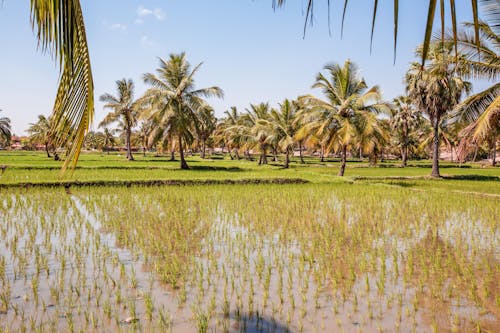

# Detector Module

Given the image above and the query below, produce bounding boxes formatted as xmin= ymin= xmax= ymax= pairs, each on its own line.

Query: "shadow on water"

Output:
xmin=217 ymin=312 xmax=295 ymax=333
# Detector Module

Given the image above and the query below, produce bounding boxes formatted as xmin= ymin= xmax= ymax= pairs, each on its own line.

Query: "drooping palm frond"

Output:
xmin=30 ymin=0 xmax=94 ymax=171
xmin=452 ymin=82 xmax=500 ymax=124
xmin=274 ymin=0 xmax=487 ymax=65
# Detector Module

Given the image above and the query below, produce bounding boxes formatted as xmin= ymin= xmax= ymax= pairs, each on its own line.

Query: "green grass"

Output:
xmin=1 ymin=151 xmax=499 ymax=196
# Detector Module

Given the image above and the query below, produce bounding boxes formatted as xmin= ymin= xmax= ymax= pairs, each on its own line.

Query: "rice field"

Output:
xmin=0 ymin=182 xmax=498 ymax=332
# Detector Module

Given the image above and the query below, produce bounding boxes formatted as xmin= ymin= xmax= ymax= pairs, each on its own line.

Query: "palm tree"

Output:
xmin=448 ymin=19 xmax=500 ymax=166
xmin=300 ymin=59 xmax=388 ymax=176
xmin=141 ymin=53 xmax=223 ymax=169
xmin=0 ymin=109 xmax=12 ymax=148
xmin=195 ymin=105 xmax=217 ymax=159
xmin=99 ymin=79 xmax=140 ymax=161
xmin=240 ymin=103 xmax=272 ymax=165
xmin=406 ymin=44 xmax=471 ymax=177
xmin=27 ymin=115 xmax=53 ymax=158
xmin=216 ymin=107 xmax=243 ymax=159
xmin=390 ymin=96 xmax=422 ymax=166
xmin=137 ymin=120 xmax=155 ymax=157
xmin=102 ymin=127 xmax=117 ymax=154
xmin=264 ymin=100 xmax=300 ymax=168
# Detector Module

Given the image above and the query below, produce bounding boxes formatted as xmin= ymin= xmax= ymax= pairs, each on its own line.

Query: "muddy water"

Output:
xmin=0 ymin=186 xmax=498 ymax=332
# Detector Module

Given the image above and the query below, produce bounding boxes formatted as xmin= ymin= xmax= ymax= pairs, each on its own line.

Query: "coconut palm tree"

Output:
xmin=216 ymin=107 xmax=244 ymax=159
xmin=390 ymin=96 xmax=422 ymax=166
xmin=263 ymin=99 xmax=300 ymax=168
xmin=102 ymin=127 xmax=117 ymax=154
xmin=406 ymin=44 xmax=471 ymax=177
xmin=141 ymin=53 xmax=223 ymax=169
xmin=0 ymin=109 xmax=11 ymax=148
xmin=300 ymin=59 xmax=388 ymax=176
xmin=195 ymin=105 xmax=217 ymax=159
xmin=27 ymin=115 xmax=54 ymax=158
xmin=99 ymin=79 xmax=140 ymax=161
xmin=240 ymin=103 xmax=272 ymax=165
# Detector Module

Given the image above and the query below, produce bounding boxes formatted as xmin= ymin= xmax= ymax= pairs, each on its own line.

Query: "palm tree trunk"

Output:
xmin=431 ymin=119 xmax=440 ymax=178
xmin=472 ymin=143 xmax=479 ymax=162
xmin=299 ymin=142 xmax=305 ymax=164
xmin=45 ymin=141 xmax=52 ymax=158
xmin=201 ymin=139 xmax=206 ymax=159
xmin=402 ymin=146 xmax=407 ymax=167
xmin=320 ymin=146 xmax=325 ymax=162
xmin=235 ymin=149 xmax=240 ymax=160
xmin=126 ymin=126 xmax=134 ymax=161
xmin=284 ymin=150 xmax=290 ymax=168
xmin=259 ymin=145 xmax=268 ymax=165
xmin=492 ymin=135 xmax=497 ymax=167
xmin=338 ymin=145 xmax=347 ymax=176
xmin=178 ymin=135 xmax=189 ymax=169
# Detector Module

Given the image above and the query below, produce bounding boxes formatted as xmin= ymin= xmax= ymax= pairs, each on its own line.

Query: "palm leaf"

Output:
xmin=422 ymin=0 xmax=438 ymax=66
xmin=370 ymin=0 xmax=379 ymax=53
xmin=393 ymin=0 xmax=399 ymax=63
xmin=30 ymin=0 xmax=94 ymax=172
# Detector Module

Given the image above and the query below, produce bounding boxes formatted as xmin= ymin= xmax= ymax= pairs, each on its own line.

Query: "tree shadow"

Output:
xmin=187 ymin=165 xmax=244 ymax=172
xmin=442 ymin=174 xmax=500 ymax=181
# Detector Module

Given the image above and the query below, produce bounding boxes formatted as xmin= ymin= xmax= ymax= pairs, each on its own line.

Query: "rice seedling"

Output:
xmin=0 ymin=177 xmax=498 ymax=331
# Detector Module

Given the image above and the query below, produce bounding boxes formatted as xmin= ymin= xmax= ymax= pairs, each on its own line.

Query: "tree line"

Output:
xmin=17 ymin=19 xmax=500 ymax=177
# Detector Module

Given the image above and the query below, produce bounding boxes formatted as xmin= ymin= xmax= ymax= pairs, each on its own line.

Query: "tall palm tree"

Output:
xmin=141 ymin=53 xmax=223 ymax=169
xmin=27 ymin=115 xmax=53 ymax=157
xmin=0 ymin=109 xmax=12 ymax=148
xmin=407 ymin=44 xmax=471 ymax=177
xmin=99 ymin=79 xmax=140 ymax=161
xmin=300 ymin=59 xmax=388 ymax=176
xmin=390 ymin=96 xmax=422 ymax=166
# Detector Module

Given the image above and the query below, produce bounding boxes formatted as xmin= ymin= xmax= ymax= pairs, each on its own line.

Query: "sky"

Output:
xmin=0 ymin=0 xmax=482 ymax=135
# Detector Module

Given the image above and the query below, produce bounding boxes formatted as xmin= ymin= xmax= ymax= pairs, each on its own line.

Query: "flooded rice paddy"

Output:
xmin=0 ymin=184 xmax=498 ymax=332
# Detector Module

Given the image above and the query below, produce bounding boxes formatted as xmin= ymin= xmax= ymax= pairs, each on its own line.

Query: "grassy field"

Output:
xmin=1 ymin=151 xmax=499 ymax=194
xmin=0 ymin=151 xmax=499 ymax=332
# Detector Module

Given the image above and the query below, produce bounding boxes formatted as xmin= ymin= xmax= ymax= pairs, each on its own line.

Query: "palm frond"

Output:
xmin=31 ymin=0 xmax=94 ymax=171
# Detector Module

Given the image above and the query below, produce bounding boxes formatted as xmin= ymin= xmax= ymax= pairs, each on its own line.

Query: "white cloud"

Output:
xmin=152 ymin=8 xmax=165 ymax=21
xmin=137 ymin=6 xmax=153 ymax=17
xmin=110 ymin=23 xmax=127 ymax=31
xmin=136 ymin=5 xmax=165 ymax=23
xmin=140 ymin=35 xmax=155 ymax=47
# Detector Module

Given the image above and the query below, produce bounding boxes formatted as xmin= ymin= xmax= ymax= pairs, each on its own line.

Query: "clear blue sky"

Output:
xmin=0 ymin=1 xmax=479 ymax=135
